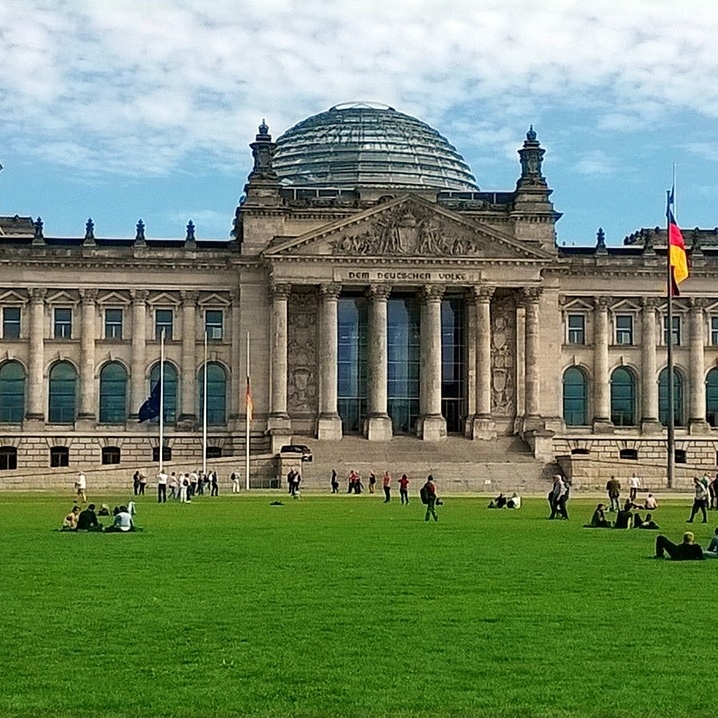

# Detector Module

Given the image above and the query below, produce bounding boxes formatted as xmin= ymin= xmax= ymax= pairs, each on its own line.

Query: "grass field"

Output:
xmin=2 ymin=491 xmax=717 ymax=718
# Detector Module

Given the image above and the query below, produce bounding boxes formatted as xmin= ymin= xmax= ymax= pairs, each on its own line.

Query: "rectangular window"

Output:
xmin=710 ymin=317 xmax=718 ymax=346
xmin=567 ymin=314 xmax=585 ymax=345
xmin=205 ymin=310 xmax=223 ymax=340
xmin=155 ymin=309 xmax=173 ymax=340
xmin=50 ymin=446 xmax=69 ymax=467
xmin=615 ymin=315 xmax=633 ymax=345
xmin=663 ymin=316 xmax=681 ymax=346
xmin=2 ymin=307 xmax=21 ymax=339
xmin=54 ymin=308 xmax=72 ymax=339
xmin=105 ymin=309 xmax=123 ymax=339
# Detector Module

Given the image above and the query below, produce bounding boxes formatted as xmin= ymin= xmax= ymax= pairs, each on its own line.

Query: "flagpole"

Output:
xmin=666 ymin=188 xmax=675 ymax=490
xmin=245 ymin=331 xmax=251 ymax=491
xmin=159 ymin=328 xmax=165 ymax=474
xmin=202 ymin=330 xmax=208 ymax=477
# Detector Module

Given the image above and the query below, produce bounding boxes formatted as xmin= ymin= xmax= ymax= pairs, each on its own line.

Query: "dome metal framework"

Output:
xmin=273 ymin=103 xmax=478 ymax=192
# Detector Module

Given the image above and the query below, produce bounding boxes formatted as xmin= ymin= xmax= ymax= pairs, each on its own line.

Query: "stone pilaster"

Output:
xmin=471 ymin=285 xmax=496 ymax=439
xmin=365 ymin=284 xmax=392 ymax=441
xmin=129 ymin=290 xmax=148 ymax=420
xmin=178 ymin=290 xmax=198 ymax=425
xmin=267 ymin=282 xmax=292 ymax=449
xmin=78 ymin=289 xmax=97 ymax=424
xmin=317 ymin=283 xmax=343 ymax=440
xmin=592 ymin=296 xmax=612 ymax=432
xmin=521 ymin=287 xmax=542 ymax=431
xmin=26 ymin=288 xmax=46 ymax=422
xmin=689 ymin=298 xmax=709 ymax=433
xmin=229 ymin=289 xmax=241 ymax=421
xmin=419 ymin=285 xmax=446 ymax=441
xmin=640 ymin=297 xmax=661 ymax=433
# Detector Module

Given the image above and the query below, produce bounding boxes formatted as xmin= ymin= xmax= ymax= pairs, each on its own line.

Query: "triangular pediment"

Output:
xmin=46 ymin=290 xmax=77 ymax=305
xmin=264 ymin=195 xmax=551 ymax=261
xmin=97 ymin=291 xmax=131 ymax=306
xmin=0 ymin=289 xmax=27 ymax=304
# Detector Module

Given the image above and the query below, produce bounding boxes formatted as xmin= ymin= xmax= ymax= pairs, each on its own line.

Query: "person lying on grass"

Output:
xmin=654 ymin=531 xmax=704 ymax=560
xmin=636 ymin=513 xmax=660 ymax=530
xmin=585 ymin=503 xmax=611 ymax=528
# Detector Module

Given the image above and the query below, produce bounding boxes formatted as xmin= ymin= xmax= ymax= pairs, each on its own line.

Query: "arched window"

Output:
xmin=0 ymin=361 xmax=25 ymax=423
xmin=610 ymin=367 xmax=636 ymax=426
xmin=48 ymin=362 xmax=77 ymax=423
xmin=149 ymin=362 xmax=177 ymax=423
xmin=99 ymin=362 xmax=127 ymax=423
xmin=562 ymin=367 xmax=588 ymax=426
xmin=658 ymin=367 xmax=684 ymax=426
xmin=199 ymin=362 xmax=227 ymax=425
xmin=706 ymin=368 xmax=718 ymax=427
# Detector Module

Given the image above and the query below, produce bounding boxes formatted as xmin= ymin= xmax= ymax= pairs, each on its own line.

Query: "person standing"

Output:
xmin=549 ymin=475 xmax=569 ymax=520
xmin=399 ymin=474 xmax=410 ymax=505
xmin=138 ymin=472 xmax=147 ymax=496
xmin=687 ymin=476 xmax=709 ymax=523
xmin=211 ymin=471 xmax=219 ymax=497
xmin=368 ymin=472 xmax=377 ymax=494
xmin=330 ymin=469 xmax=339 ymax=494
xmin=628 ymin=472 xmax=641 ymax=501
xmin=132 ymin=470 xmax=141 ymax=496
xmin=606 ymin=476 xmax=621 ymax=512
xmin=422 ymin=475 xmax=439 ymax=522
xmin=231 ymin=471 xmax=240 ymax=494
xmin=157 ymin=469 xmax=168 ymax=503
xmin=382 ymin=471 xmax=391 ymax=503
xmin=75 ymin=472 xmax=87 ymax=503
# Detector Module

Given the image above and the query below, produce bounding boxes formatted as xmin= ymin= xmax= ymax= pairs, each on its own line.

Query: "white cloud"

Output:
xmin=574 ymin=150 xmax=616 ymax=176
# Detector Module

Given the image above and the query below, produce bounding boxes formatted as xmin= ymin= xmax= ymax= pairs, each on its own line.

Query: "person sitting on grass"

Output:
xmin=105 ymin=505 xmax=137 ymax=533
xmin=643 ymin=493 xmax=658 ymax=510
xmin=704 ymin=528 xmax=718 ymax=558
xmin=76 ymin=504 xmax=103 ymax=532
xmin=488 ymin=493 xmax=507 ymax=509
xmin=585 ymin=503 xmax=611 ymax=528
xmin=506 ymin=492 xmax=521 ymax=509
xmin=61 ymin=506 xmax=81 ymax=531
xmin=98 ymin=504 xmax=111 ymax=516
xmin=655 ymin=531 xmax=704 ymax=560
xmin=637 ymin=513 xmax=660 ymax=530
xmin=614 ymin=500 xmax=636 ymax=529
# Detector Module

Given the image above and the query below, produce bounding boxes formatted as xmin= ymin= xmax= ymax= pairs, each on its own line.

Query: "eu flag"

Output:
xmin=138 ymin=381 xmax=161 ymax=422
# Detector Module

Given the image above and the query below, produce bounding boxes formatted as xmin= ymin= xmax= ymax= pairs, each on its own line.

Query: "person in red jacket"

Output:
xmin=398 ymin=474 xmax=410 ymax=505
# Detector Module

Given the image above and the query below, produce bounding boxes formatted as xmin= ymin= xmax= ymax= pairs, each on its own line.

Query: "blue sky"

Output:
xmin=1 ymin=0 xmax=717 ymax=246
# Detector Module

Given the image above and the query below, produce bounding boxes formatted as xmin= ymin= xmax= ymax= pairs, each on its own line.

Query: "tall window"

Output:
xmin=441 ymin=297 xmax=465 ymax=433
xmin=205 ymin=310 xmax=223 ymax=340
xmin=3 ymin=307 xmax=21 ymax=339
xmin=155 ymin=309 xmax=173 ymax=340
xmin=711 ymin=317 xmax=718 ymax=346
xmin=54 ymin=308 xmax=72 ymax=339
xmin=48 ymin=362 xmax=76 ymax=423
xmin=0 ymin=361 xmax=25 ymax=423
xmin=199 ymin=362 xmax=227 ymax=425
xmin=338 ymin=296 xmax=368 ymax=433
xmin=566 ymin=314 xmax=585 ymax=345
xmin=610 ymin=367 xmax=636 ymax=426
xmin=387 ymin=296 xmax=420 ymax=433
xmin=99 ymin=362 xmax=127 ymax=423
xmin=615 ymin=315 xmax=633 ymax=345
xmin=659 ymin=367 xmax=684 ymax=426
xmin=663 ymin=316 xmax=681 ymax=346
xmin=0 ymin=446 xmax=17 ymax=470
xmin=149 ymin=362 xmax=178 ymax=423
xmin=707 ymin=368 xmax=718 ymax=427
xmin=563 ymin=367 xmax=588 ymax=426
xmin=105 ymin=309 xmax=123 ymax=339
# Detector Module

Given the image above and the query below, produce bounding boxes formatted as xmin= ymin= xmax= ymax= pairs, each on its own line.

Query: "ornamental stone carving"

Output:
xmin=420 ymin=285 xmax=446 ymax=303
xmin=491 ymin=294 xmax=516 ymax=417
xmin=287 ymin=288 xmax=318 ymax=414
xmin=319 ymin=283 xmax=342 ymax=300
xmin=269 ymin=282 xmax=292 ymax=300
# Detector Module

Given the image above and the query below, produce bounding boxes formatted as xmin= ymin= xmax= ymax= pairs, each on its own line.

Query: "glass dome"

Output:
xmin=273 ymin=103 xmax=478 ymax=191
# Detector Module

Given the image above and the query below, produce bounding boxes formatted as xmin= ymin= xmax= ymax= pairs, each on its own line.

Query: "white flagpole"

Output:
xmin=159 ymin=328 xmax=165 ymax=474
xmin=202 ymin=330 xmax=208 ymax=477
xmin=245 ymin=331 xmax=251 ymax=491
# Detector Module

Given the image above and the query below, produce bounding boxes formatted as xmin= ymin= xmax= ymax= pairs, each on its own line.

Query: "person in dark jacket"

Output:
xmin=76 ymin=504 xmax=102 ymax=532
xmin=655 ymin=531 xmax=705 ymax=560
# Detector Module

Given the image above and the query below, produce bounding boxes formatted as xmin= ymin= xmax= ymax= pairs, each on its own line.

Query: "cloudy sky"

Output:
xmin=1 ymin=0 xmax=717 ymax=245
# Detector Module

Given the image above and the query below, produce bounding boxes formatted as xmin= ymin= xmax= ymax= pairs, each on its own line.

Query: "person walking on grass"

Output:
xmin=211 ymin=470 xmax=219 ymax=497
xmin=330 ymin=469 xmax=339 ymax=494
xmin=421 ymin=475 xmax=439 ymax=522
xmin=606 ymin=475 xmax=621 ymax=513
xmin=157 ymin=468 xmax=168 ymax=503
xmin=629 ymin=472 xmax=641 ymax=502
xmin=399 ymin=474 xmax=410 ymax=505
xmin=382 ymin=471 xmax=391 ymax=503
xmin=687 ymin=476 xmax=710 ymax=524
xmin=368 ymin=471 xmax=377 ymax=494
xmin=75 ymin=472 xmax=87 ymax=503
xmin=231 ymin=471 xmax=240 ymax=494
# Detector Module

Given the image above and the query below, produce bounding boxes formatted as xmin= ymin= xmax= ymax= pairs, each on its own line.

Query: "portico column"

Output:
xmin=689 ymin=297 xmax=709 ymax=432
xmin=318 ymin=283 xmax=342 ymax=440
xmin=640 ymin=297 xmax=660 ymax=432
xmin=592 ymin=296 xmax=612 ymax=431
xmin=26 ymin=288 xmax=46 ymax=421
xmin=365 ymin=284 xmax=392 ymax=441
xmin=129 ymin=290 xmax=147 ymax=420
xmin=267 ymin=283 xmax=292 ymax=450
xmin=229 ymin=289 xmax=241 ymax=421
xmin=179 ymin=290 xmax=198 ymax=424
xmin=78 ymin=289 xmax=97 ymax=422
xmin=472 ymin=285 xmax=496 ymax=439
xmin=420 ymin=285 xmax=446 ymax=441
xmin=521 ymin=287 xmax=542 ymax=428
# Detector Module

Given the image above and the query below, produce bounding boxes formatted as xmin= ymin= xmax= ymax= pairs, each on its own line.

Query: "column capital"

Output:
xmin=519 ymin=286 xmax=543 ymax=305
xmin=689 ymin=297 xmax=708 ymax=311
xmin=366 ymin=284 xmax=391 ymax=301
xmin=270 ymin=282 xmax=292 ymax=300
xmin=229 ymin=288 xmax=240 ymax=305
xmin=593 ymin=295 xmax=611 ymax=310
xmin=130 ymin=289 xmax=149 ymax=304
xmin=79 ymin=288 xmax=98 ymax=305
xmin=29 ymin=287 xmax=47 ymax=302
xmin=471 ymin=285 xmax=495 ymax=303
xmin=319 ymin=282 xmax=342 ymax=300
xmin=640 ymin=296 xmax=661 ymax=309
xmin=180 ymin=289 xmax=199 ymax=306
xmin=420 ymin=284 xmax=445 ymax=303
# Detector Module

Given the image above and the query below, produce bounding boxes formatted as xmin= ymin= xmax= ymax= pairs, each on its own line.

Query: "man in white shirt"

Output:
xmin=157 ymin=469 xmax=168 ymax=503
xmin=75 ymin=472 xmax=87 ymax=503
xmin=628 ymin=473 xmax=641 ymax=501
xmin=106 ymin=506 xmax=135 ymax=533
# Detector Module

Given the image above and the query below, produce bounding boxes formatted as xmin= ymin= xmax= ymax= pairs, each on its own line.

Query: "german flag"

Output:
xmin=246 ymin=376 xmax=253 ymax=423
xmin=667 ymin=208 xmax=688 ymax=296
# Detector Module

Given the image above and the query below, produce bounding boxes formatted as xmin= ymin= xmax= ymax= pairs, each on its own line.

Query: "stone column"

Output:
xmin=179 ymin=290 xmax=198 ymax=425
xmin=592 ymin=296 xmax=612 ymax=431
xmin=26 ymin=288 xmax=46 ymax=421
xmin=78 ymin=289 xmax=97 ymax=422
xmin=640 ymin=297 xmax=661 ymax=433
xmin=267 ymin=283 xmax=292 ymax=449
xmin=229 ymin=289 xmax=241 ymax=421
xmin=420 ymin=285 xmax=446 ymax=441
xmin=471 ymin=285 xmax=496 ymax=439
xmin=365 ymin=284 xmax=392 ymax=441
xmin=318 ymin=283 xmax=342 ymax=440
xmin=689 ymin=297 xmax=709 ymax=432
xmin=522 ymin=287 xmax=542 ymax=428
xmin=129 ymin=290 xmax=148 ymax=420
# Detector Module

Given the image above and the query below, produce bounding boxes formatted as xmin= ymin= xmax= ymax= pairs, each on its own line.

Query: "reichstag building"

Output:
xmin=1 ymin=102 xmax=717 ymax=485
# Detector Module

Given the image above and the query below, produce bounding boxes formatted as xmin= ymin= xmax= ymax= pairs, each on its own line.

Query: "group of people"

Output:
xmin=586 ymin=500 xmax=660 ymax=530
xmin=286 ymin=468 xmax=302 ymax=498
xmin=61 ymin=502 xmax=138 ymax=533
xmin=548 ymin=474 xmax=570 ymax=519
xmin=157 ymin=469 xmax=220 ymax=503
xmin=331 ymin=470 xmax=414 ymax=506
xmin=487 ymin=492 xmax=522 ymax=509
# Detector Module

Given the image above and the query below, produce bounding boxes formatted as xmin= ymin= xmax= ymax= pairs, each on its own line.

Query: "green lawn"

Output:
xmin=1 ymin=492 xmax=716 ymax=718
